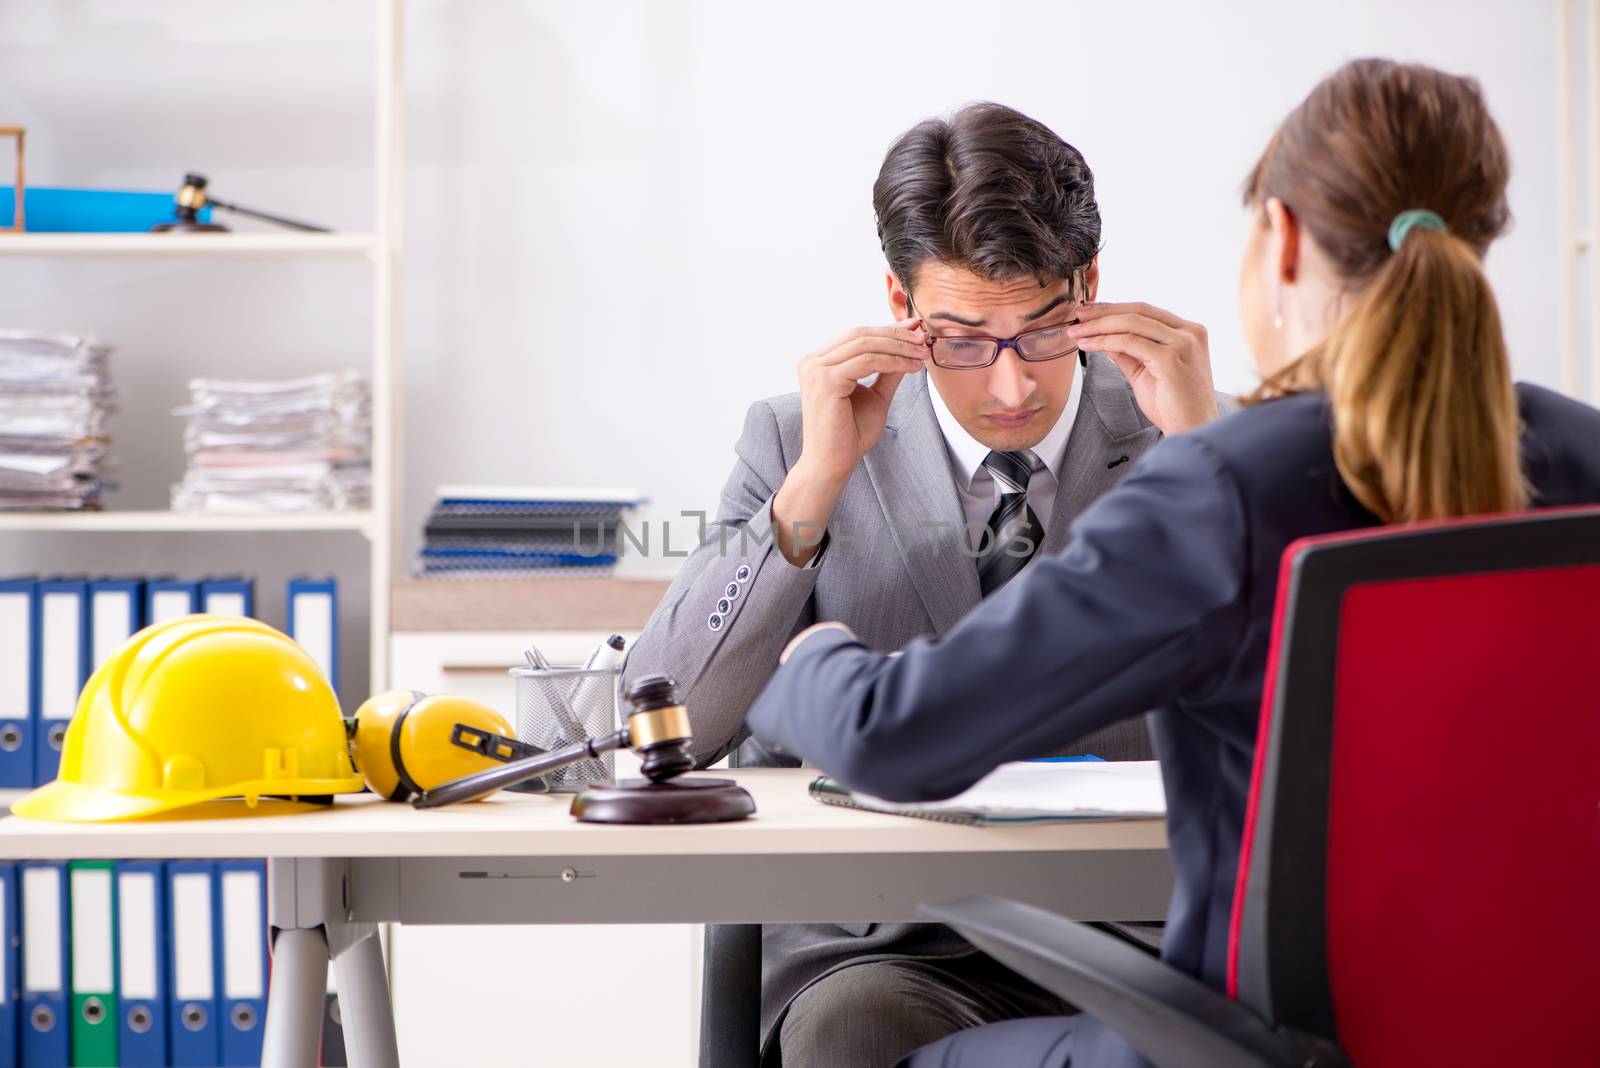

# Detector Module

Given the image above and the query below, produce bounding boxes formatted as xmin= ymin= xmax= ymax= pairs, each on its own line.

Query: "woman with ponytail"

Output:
xmin=1238 ymin=58 xmax=1529 ymax=524
xmin=744 ymin=59 xmax=1600 ymax=1068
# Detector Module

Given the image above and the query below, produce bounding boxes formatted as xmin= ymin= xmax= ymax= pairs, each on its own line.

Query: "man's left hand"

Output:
xmin=1068 ymin=302 xmax=1220 ymax=435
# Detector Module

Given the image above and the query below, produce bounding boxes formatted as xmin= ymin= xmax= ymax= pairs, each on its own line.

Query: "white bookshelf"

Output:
xmin=1 ymin=0 xmax=405 ymax=692
xmin=1555 ymin=0 xmax=1600 ymax=404
xmin=0 ymin=511 xmax=377 ymax=535
xmin=0 ymin=232 xmax=379 ymax=259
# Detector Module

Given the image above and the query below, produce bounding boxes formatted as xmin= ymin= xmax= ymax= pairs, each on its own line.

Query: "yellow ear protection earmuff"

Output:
xmin=349 ymin=690 xmax=543 ymax=802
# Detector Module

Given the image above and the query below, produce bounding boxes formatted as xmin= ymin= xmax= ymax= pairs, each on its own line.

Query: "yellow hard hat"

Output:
xmin=13 ymin=615 xmax=365 ymax=823
xmin=350 ymin=690 xmax=535 ymax=802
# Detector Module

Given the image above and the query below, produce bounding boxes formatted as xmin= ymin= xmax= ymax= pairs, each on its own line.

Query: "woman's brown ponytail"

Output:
xmin=1246 ymin=59 xmax=1526 ymax=523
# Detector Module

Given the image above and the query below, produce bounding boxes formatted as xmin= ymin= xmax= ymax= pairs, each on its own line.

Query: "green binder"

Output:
xmin=68 ymin=859 xmax=119 ymax=1067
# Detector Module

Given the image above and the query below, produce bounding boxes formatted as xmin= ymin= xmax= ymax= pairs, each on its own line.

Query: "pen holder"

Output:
xmin=510 ymin=664 xmax=620 ymax=791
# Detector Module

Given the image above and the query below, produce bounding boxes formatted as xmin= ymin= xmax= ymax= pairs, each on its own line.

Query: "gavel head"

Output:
xmin=173 ymin=172 xmax=211 ymax=221
xmin=622 ymin=675 xmax=695 ymax=783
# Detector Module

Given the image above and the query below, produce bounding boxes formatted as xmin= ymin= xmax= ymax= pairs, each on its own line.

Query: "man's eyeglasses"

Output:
xmin=907 ymin=299 xmax=1083 ymax=371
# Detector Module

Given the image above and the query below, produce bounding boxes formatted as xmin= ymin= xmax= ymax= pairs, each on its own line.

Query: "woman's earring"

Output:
xmin=1272 ymin=284 xmax=1284 ymax=331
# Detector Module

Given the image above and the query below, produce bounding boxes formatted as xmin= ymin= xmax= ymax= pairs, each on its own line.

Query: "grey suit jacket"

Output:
xmin=624 ymin=354 xmax=1212 ymax=1044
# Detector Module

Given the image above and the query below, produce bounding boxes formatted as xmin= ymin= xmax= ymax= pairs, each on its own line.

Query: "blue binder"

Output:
xmin=143 ymin=579 xmax=199 ymax=627
xmin=287 ymin=577 xmax=338 ymax=698
xmin=0 ymin=861 xmax=19 ymax=1068
xmin=216 ymin=861 xmax=267 ymax=1066
xmin=0 ymin=579 xmax=35 ymax=789
xmin=19 ymin=860 xmax=69 ymax=1068
xmin=199 ymin=577 xmax=255 ymax=619
xmin=164 ymin=861 xmax=220 ymax=1067
xmin=88 ymin=578 xmax=144 ymax=673
xmin=33 ymin=579 xmax=89 ymax=785
xmin=115 ymin=861 xmax=168 ymax=1068
xmin=0 ymin=187 xmax=211 ymax=233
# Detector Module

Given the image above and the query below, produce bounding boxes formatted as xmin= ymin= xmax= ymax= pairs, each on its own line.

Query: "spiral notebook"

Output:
xmin=809 ymin=760 xmax=1166 ymax=825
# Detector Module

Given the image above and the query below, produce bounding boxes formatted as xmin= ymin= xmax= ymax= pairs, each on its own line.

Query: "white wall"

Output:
xmin=404 ymin=0 xmax=1569 ymax=575
xmin=0 ymin=0 xmax=1570 ymax=595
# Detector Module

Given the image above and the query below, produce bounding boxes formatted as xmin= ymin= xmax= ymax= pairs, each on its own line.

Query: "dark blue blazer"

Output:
xmin=748 ymin=384 xmax=1600 ymax=1057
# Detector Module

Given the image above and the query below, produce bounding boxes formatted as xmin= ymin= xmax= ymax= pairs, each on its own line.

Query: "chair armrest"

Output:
xmin=921 ymin=897 xmax=1348 ymax=1068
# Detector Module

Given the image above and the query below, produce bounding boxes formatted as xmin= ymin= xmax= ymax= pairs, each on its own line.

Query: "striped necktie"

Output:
xmin=977 ymin=449 xmax=1044 ymax=597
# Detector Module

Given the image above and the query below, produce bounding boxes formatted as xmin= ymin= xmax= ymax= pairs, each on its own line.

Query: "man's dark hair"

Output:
xmin=872 ymin=102 xmax=1101 ymax=292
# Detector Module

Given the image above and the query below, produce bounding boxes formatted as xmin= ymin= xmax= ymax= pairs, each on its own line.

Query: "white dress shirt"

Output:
xmin=927 ymin=366 xmax=1084 ymax=551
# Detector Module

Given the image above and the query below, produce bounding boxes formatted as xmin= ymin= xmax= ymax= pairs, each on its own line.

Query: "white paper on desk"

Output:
xmin=860 ymin=761 xmax=1166 ymax=822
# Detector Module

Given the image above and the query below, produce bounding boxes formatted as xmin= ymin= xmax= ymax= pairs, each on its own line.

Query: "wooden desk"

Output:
xmin=0 ymin=769 xmax=1172 ymax=1067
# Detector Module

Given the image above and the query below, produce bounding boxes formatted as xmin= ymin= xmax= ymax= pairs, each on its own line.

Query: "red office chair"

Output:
xmin=923 ymin=506 xmax=1600 ymax=1067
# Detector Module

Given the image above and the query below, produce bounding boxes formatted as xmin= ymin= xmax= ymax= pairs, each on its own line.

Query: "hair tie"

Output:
xmin=1387 ymin=209 xmax=1447 ymax=252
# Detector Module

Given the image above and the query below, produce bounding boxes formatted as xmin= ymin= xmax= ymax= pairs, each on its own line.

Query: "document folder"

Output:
xmin=144 ymin=579 xmax=199 ymax=626
xmin=87 ymin=578 xmax=143 ymax=672
xmin=68 ymin=860 xmax=118 ymax=1067
xmin=20 ymin=860 xmax=69 ymax=1068
xmin=217 ymin=861 xmax=267 ymax=1066
xmin=0 ymin=579 xmax=34 ymax=788
xmin=287 ymin=577 xmax=338 ymax=698
xmin=0 ymin=861 xmax=19 ymax=1068
xmin=165 ymin=861 xmax=220 ymax=1067
xmin=115 ymin=861 xmax=168 ymax=1068
xmin=199 ymin=577 xmax=254 ymax=619
xmin=34 ymin=579 xmax=89 ymax=784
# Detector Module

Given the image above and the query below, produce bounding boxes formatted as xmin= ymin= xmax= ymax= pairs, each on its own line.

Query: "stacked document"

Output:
xmin=810 ymin=760 xmax=1167 ymax=825
xmin=171 ymin=372 xmax=371 ymax=513
xmin=0 ymin=331 xmax=116 ymax=510
xmin=417 ymin=485 xmax=644 ymax=579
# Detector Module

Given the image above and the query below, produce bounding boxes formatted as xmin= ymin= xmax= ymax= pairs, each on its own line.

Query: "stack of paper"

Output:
xmin=811 ymin=760 xmax=1168 ymax=824
xmin=417 ymin=485 xmax=644 ymax=579
xmin=170 ymin=372 xmax=371 ymax=513
xmin=0 ymin=331 xmax=116 ymax=511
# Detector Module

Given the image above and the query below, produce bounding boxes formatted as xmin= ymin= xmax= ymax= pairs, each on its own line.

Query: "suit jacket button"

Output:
xmin=736 ymin=565 xmax=752 ymax=582
xmin=707 ymin=612 xmax=725 ymax=632
xmin=725 ymin=582 xmax=740 ymax=599
xmin=716 ymin=597 xmax=731 ymax=614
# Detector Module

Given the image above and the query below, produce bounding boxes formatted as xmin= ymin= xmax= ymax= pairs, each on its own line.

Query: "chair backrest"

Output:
xmin=1228 ymin=507 xmax=1600 ymax=1067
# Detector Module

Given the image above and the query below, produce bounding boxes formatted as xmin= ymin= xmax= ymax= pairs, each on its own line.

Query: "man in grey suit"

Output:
xmin=624 ymin=102 xmax=1225 ymax=1068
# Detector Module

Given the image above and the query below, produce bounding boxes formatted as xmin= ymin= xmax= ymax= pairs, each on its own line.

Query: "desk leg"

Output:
xmin=263 ymin=928 xmax=331 ymax=1067
xmin=265 ymin=857 xmax=401 ymax=1068
xmin=334 ymin=929 xmax=401 ymax=1068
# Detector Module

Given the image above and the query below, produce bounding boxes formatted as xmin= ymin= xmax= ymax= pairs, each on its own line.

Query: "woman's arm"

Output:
xmin=746 ymin=434 xmax=1253 ymax=803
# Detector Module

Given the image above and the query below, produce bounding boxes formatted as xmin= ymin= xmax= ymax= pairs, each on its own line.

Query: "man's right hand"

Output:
xmin=794 ymin=318 xmax=928 ymax=482
xmin=772 ymin=319 xmax=926 ymax=566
